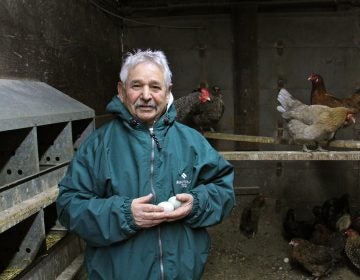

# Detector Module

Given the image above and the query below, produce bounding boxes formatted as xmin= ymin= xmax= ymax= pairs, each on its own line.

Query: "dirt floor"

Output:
xmin=202 ymin=195 xmax=360 ymax=280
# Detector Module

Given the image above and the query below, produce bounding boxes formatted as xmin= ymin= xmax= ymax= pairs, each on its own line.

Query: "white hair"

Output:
xmin=119 ymin=49 xmax=172 ymax=89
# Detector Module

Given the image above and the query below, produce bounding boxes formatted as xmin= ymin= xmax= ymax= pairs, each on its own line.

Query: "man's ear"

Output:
xmin=167 ymin=85 xmax=173 ymax=102
xmin=117 ymin=82 xmax=125 ymax=102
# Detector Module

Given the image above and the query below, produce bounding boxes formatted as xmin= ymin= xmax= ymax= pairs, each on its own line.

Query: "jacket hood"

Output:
xmin=106 ymin=93 xmax=176 ymax=128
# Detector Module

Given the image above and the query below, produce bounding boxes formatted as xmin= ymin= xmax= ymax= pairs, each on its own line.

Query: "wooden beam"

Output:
xmin=18 ymin=234 xmax=84 ymax=280
xmin=220 ymin=151 xmax=360 ymax=161
xmin=56 ymin=253 xmax=84 ymax=280
xmin=0 ymin=186 xmax=58 ymax=233
xmin=204 ymin=132 xmax=360 ymax=149
xmin=204 ymin=132 xmax=281 ymax=144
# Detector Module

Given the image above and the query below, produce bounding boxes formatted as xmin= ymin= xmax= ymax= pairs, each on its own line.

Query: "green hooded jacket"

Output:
xmin=56 ymin=95 xmax=235 ymax=280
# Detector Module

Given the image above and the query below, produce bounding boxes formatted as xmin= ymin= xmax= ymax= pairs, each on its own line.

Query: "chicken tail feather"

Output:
xmin=277 ymin=88 xmax=304 ymax=112
xmin=277 ymin=105 xmax=286 ymax=113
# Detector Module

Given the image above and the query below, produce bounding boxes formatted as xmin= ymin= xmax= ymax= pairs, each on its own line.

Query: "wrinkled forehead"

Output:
xmin=127 ymin=62 xmax=166 ymax=85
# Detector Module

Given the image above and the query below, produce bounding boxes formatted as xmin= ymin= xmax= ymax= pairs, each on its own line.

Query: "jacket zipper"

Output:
xmin=149 ymin=128 xmax=165 ymax=280
xmin=150 ymin=128 xmax=162 ymax=150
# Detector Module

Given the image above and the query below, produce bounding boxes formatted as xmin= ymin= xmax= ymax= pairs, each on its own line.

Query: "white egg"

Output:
xmin=158 ymin=201 xmax=175 ymax=212
xmin=168 ymin=196 xmax=182 ymax=209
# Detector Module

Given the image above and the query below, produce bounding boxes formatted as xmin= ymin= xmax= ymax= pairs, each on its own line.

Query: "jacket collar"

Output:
xmin=106 ymin=94 xmax=176 ymax=129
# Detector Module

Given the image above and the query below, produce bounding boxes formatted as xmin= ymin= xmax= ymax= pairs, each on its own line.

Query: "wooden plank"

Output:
xmin=19 ymin=234 xmax=84 ymax=280
xmin=56 ymin=253 xmax=84 ymax=280
xmin=204 ymin=132 xmax=360 ymax=149
xmin=220 ymin=151 xmax=360 ymax=161
xmin=204 ymin=132 xmax=281 ymax=144
xmin=0 ymin=186 xmax=58 ymax=233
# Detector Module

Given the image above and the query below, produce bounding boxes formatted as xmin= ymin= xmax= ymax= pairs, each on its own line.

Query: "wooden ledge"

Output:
xmin=0 ymin=186 xmax=58 ymax=233
xmin=220 ymin=151 xmax=360 ymax=161
xmin=204 ymin=132 xmax=360 ymax=150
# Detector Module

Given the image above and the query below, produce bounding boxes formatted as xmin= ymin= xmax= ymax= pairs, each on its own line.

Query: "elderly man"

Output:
xmin=56 ymin=49 xmax=235 ymax=280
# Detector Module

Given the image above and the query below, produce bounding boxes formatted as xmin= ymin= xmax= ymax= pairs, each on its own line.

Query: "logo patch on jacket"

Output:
xmin=176 ymin=172 xmax=191 ymax=188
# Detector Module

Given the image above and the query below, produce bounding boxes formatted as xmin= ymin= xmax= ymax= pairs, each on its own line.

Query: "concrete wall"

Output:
xmin=258 ymin=9 xmax=360 ymax=141
xmin=0 ymin=0 xmax=122 ymax=114
xmin=122 ymin=15 xmax=234 ymax=138
xmin=256 ymin=9 xmax=360 ymax=210
xmin=123 ymin=7 xmax=360 ymax=148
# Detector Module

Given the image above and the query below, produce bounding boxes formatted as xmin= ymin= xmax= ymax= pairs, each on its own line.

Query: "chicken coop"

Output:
xmin=1 ymin=0 xmax=360 ymax=279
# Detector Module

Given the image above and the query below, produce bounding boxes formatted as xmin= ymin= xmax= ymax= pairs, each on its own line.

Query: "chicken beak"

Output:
xmin=350 ymin=115 xmax=356 ymax=124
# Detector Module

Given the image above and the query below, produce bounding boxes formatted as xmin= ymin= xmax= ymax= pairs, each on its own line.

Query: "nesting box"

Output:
xmin=0 ymin=79 xmax=94 ymax=278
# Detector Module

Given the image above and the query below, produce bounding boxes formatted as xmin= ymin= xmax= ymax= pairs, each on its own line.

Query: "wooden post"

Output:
xmin=232 ymin=3 xmax=259 ymax=150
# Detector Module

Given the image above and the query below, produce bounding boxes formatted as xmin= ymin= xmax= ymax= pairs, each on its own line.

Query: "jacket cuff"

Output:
xmin=187 ymin=191 xmax=200 ymax=220
xmin=123 ymin=198 xmax=140 ymax=233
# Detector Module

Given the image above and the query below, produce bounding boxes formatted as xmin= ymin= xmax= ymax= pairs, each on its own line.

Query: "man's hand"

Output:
xmin=131 ymin=193 xmax=167 ymax=228
xmin=131 ymin=193 xmax=194 ymax=227
xmin=164 ymin=193 xmax=194 ymax=222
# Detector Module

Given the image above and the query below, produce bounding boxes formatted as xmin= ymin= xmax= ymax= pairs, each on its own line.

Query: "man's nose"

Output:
xmin=142 ymin=86 xmax=151 ymax=100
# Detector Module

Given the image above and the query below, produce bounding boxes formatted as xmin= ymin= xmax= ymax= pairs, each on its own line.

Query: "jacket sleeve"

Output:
xmin=56 ymin=137 xmax=139 ymax=247
xmin=184 ymin=142 xmax=235 ymax=228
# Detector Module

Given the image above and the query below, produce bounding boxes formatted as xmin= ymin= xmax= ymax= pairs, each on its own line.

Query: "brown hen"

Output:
xmin=309 ymin=73 xmax=360 ymax=110
xmin=239 ymin=194 xmax=266 ymax=239
xmin=289 ymin=238 xmax=340 ymax=278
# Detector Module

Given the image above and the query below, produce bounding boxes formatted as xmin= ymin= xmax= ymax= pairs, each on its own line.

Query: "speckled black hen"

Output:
xmin=174 ymin=84 xmax=224 ymax=132
xmin=345 ymin=229 xmax=360 ymax=271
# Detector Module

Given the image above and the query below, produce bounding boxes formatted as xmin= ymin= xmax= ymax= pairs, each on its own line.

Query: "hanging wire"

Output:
xmin=89 ymin=0 xmax=203 ymax=29
xmin=120 ymin=21 xmax=124 ymax=55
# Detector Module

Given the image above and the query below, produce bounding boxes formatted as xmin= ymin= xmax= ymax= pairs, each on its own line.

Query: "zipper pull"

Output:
xmin=149 ymin=128 xmax=162 ymax=150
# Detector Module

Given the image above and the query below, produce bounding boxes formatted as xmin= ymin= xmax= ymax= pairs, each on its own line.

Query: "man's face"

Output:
xmin=118 ymin=62 xmax=170 ymax=127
